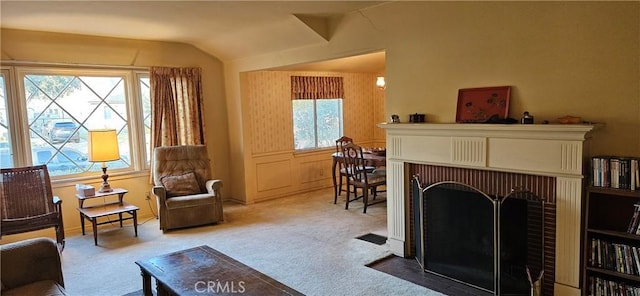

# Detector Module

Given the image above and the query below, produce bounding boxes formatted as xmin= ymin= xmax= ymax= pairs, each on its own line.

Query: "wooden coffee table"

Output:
xmin=135 ymin=245 xmax=304 ymax=296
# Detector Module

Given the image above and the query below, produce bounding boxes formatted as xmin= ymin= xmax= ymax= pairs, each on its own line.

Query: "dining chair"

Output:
xmin=334 ymin=136 xmax=374 ymax=204
xmin=341 ymin=142 xmax=386 ymax=213
xmin=333 ymin=136 xmax=353 ymax=203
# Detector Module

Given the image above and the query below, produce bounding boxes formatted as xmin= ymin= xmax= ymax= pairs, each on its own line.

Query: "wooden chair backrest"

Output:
xmin=341 ymin=142 xmax=369 ymax=184
xmin=0 ymin=165 xmax=55 ymax=220
xmin=335 ymin=136 xmax=353 ymax=154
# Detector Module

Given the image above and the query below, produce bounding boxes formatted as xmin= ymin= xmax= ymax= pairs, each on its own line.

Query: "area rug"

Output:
xmin=356 ymin=233 xmax=387 ymax=245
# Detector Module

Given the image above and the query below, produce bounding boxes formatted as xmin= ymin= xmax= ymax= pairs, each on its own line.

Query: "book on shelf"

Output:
xmin=589 ymin=275 xmax=640 ymax=296
xmin=616 ymin=243 xmax=624 ymax=273
xmin=627 ymin=245 xmax=636 ymax=275
xmin=592 ymin=156 xmax=640 ymax=191
xmin=597 ymin=238 xmax=602 ymax=268
xmin=628 ymin=203 xmax=640 ymax=234
xmin=589 ymin=238 xmax=640 ymax=276
xmin=633 ymin=246 xmax=640 ymax=277
xmin=631 ymin=159 xmax=640 ymax=190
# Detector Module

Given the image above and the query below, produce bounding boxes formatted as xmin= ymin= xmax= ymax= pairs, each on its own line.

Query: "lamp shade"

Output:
xmin=376 ymin=76 xmax=386 ymax=89
xmin=88 ymin=129 xmax=120 ymax=162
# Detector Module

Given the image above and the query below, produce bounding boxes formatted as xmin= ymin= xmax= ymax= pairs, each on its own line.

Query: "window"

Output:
xmin=0 ymin=66 xmax=150 ymax=178
xmin=292 ymin=98 xmax=343 ymax=150
xmin=291 ymin=76 xmax=344 ymax=151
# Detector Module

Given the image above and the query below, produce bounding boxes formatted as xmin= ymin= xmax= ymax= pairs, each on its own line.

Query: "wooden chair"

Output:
xmin=333 ymin=136 xmax=353 ymax=203
xmin=333 ymin=136 xmax=374 ymax=204
xmin=342 ymin=142 xmax=386 ymax=213
xmin=0 ymin=165 xmax=65 ymax=250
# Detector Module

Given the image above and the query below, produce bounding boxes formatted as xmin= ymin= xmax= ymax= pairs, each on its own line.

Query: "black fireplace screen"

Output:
xmin=413 ymin=179 xmax=544 ymax=296
xmin=501 ymin=190 xmax=544 ymax=295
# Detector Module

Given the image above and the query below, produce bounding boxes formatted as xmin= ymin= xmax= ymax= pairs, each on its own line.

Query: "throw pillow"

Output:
xmin=160 ymin=171 xmax=202 ymax=197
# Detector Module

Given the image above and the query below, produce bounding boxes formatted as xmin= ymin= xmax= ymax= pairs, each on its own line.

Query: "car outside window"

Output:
xmin=48 ymin=121 xmax=80 ymax=144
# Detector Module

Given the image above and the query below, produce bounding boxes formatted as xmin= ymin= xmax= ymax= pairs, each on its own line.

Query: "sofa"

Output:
xmin=0 ymin=237 xmax=68 ymax=296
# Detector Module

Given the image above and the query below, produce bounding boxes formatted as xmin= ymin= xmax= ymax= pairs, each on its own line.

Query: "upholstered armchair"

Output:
xmin=152 ymin=145 xmax=223 ymax=232
xmin=1 ymin=237 xmax=67 ymax=296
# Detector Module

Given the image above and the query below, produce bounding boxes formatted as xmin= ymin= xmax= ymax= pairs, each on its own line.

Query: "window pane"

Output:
xmin=24 ymin=74 xmax=130 ymax=176
xmin=139 ymin=76 xmax=151 ymax=165
xmin=316 ymin=99 xmax=342 ymax=148
xmin=292 ymin=99 xmax=343 ymax=150
xmin=292 ymin=100 xmax=315 ymax=150
xmin=0 ymin=74 xmax=11 ymax=168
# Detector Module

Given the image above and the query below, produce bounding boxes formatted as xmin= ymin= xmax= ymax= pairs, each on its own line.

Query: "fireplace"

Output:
xmin=411 ymin=168 xmax=550 ymax=295
xmin=378 ymin=123 xmax=597 ymax=296
xmin=418 ymin=181 xmax=498 ymax=292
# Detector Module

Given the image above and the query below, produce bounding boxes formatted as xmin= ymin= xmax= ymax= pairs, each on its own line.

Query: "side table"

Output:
xmin=76 ymin=188 xmax=139 ymax=245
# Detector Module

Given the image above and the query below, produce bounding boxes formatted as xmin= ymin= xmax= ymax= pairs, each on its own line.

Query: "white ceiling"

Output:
xmin=0 ymin=1 xmax=386 ymax=72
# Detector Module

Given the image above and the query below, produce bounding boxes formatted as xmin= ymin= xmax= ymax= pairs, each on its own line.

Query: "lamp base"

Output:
xmin=98 ymin=165 xmax=113 ymax=193
xmin=99 ymin=182 xmax=113 ymax=193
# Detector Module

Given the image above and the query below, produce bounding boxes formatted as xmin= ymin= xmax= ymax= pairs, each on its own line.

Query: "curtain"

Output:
xmin=291 ymin=76 xmax=344 ymax=100
xmin=150 ymin=67 xmax=206 ymax=148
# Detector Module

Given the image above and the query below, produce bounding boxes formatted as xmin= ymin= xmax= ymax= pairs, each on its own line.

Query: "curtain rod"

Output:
xmin=0 ymin=60 xmax=149 ymax=71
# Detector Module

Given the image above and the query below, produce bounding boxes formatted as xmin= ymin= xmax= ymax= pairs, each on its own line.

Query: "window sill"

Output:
xmin=50 ymin=170 xmax=150 ymax=189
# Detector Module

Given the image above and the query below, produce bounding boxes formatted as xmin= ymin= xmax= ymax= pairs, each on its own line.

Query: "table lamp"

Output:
xmin=88 ymin=129 xmax=120 ymax=193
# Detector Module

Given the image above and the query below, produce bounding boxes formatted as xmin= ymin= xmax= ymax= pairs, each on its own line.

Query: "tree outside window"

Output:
xmin=292 ymin=98 xmax=342 ymax=150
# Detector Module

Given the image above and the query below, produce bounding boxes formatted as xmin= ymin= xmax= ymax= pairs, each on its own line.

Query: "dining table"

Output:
xmin=331 ymin=151 xmax=386 ymax=203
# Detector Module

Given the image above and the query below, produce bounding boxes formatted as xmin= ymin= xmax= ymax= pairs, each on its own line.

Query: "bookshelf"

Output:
xmin=583 ymin=156 xmax=640 ymax=295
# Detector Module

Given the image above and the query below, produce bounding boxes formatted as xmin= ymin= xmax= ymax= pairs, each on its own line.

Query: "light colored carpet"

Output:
xmin=60 ymin=188 xmax=443 ymax=296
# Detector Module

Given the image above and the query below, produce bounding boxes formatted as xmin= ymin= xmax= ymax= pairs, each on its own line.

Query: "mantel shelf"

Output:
xmin=377 ymin=122 xmax=600 ymax=141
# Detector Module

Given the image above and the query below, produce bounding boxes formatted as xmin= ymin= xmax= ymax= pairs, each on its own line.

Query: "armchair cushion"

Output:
xmin=165 ymin=193 xmax=217 ymax=209
xmin=160 ymin=171 xmax=203 ymax=197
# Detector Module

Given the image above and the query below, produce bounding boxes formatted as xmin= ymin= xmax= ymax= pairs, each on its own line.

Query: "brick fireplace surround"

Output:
xmin=378 ymin=123 xmax=596 ymax=296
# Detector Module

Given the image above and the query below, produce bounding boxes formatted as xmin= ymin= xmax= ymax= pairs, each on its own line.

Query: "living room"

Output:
xmin=1 ymin=2 xmax=639 ymax=296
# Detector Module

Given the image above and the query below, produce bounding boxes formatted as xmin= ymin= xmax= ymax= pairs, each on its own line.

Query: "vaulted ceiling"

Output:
xmin=0 ymin=1 xmax=386 ymax=72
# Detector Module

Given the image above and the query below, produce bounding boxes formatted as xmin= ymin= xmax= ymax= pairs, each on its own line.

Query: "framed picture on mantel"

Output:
xmin=456 ymin=86 xmax=511 ymax=123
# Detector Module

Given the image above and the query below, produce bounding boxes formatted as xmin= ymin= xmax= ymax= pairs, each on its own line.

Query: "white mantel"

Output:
xmin=378 ymin=122 xmax=597 ymax=296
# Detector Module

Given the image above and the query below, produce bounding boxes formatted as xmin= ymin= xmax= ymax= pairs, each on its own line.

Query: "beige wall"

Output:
xmin=227 ymin=2 xmax=640 ymax=166
xmin=0 ymin=29 xmax=230 ymax=241
xmin=246 ymin=71 xmax=384 ymax=154
xmin=1 ymin=2 xmax=639 ymax=243
xmin=237 ymin=70 xmax=385 ymax=203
